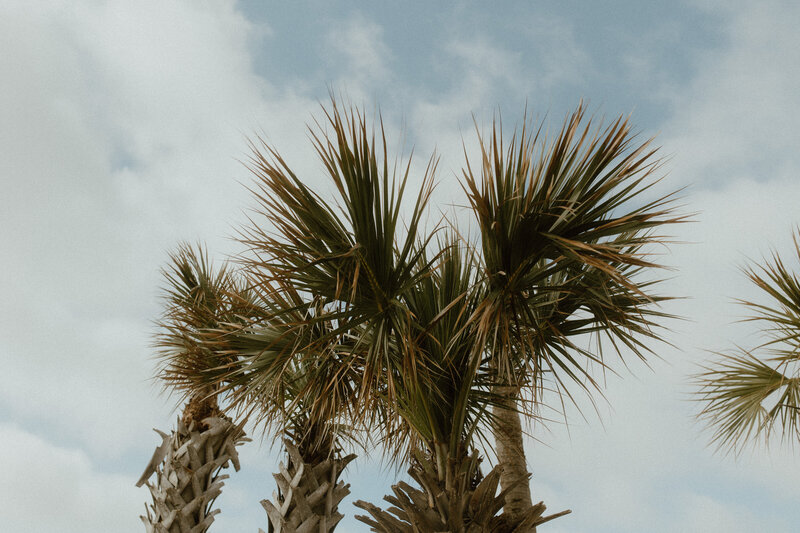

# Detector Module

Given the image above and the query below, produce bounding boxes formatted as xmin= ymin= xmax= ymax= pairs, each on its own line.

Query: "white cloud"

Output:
xmin=324 ymin=13 xmax=393 ymax=99
xmin=673 ymin=491 xmax=790 ymax=532
xmin=0 ymin=423 xmax=140 ymax=533
xmin=662 ymin=0 xmax=800 ymax=186
xmin=0 ymin=0 xmax=320 ymax=461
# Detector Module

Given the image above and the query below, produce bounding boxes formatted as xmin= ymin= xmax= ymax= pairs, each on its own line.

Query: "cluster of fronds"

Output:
xmin=461 ymin=106 xmax=685 ymax=413
xmin=696 ymin=233 xmax=800 ymax=452
xmin=155 ymin=244 xmax=258 ymax=405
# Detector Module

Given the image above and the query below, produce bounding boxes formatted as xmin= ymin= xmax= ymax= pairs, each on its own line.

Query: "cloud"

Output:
xmin=403 ymin=13 xmax=592 ymax=216
xmin=516 ymin=13 xmax=590 ymax=89
xmin=324 ymin=13 xmax=393 ymax=98
xmin=0 ymin=423 xmax=140 ymax=533
xmin=0 ymin=0 xmax=321 ymax=461
xmin=661 ymin=0 xmax=800 ymax=187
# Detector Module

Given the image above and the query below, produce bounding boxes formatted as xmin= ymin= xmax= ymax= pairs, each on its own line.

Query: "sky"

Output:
xmin=1 ymin=0 xmax=799 ymax=531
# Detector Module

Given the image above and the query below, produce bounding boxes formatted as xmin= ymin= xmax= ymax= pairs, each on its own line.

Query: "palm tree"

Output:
xmin=148 ymin=246 xmax=361 ymax=532
xmin=230 ymin=100 xmax=683 ymax=528
xmin=146 ymin=99 xmax=431 ymax=532
xmin=205 ymin=100 xmax=554 ymax=530
xmin=462 ymin=107 xmax=685 ymax=522
xmin=151 ymin=245 xmax=364 ymax=532
xmin=695 ymin=232 xmax=800 ymax=452
xmin=138 ymin=245 xmax=251 ymax=533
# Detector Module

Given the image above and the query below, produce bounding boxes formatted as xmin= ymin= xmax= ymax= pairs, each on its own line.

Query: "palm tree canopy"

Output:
xmin=186 ymin=100 xmax=506 ymax=465
xmin=236 ymin=100 xmax=439 ymax=420
xmin=462 ymin=104 xmax=686 ymax=403
xmin=223 ymin=283 xmax=364 ymax=461
xmin=155 ymin=243 xmax=257 ymax=402
xmin=378 ymin=234 xmax=509 ymax=462
xmin=149 ymin=100 xmax=442 ymax=463
xmin=696 ymin=232 xmax=800 ymax=452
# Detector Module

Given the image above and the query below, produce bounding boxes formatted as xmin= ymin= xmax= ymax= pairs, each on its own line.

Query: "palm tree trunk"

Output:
xmin=137 ymin=414 xmax=248 ymax=532
xmin=354 ymin=447 xmax=568 ymax=532
xmin=260 ymin=439 xmax=356 ymax=533
xmin=493 ymin=386 xmax=534 ymax=528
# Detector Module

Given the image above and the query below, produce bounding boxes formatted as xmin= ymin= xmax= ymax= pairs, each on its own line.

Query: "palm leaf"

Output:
xmin=373 ymin=234 xmax=515 ymax=467
xmin=696 ymin=350 xmax=800 ymax=452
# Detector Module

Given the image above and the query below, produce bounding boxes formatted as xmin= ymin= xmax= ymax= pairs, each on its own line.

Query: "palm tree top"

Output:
xmin=461 ymin=103 xmax=687 ymax=404
xmin=155 ymin=243 xmax=256 ymax=405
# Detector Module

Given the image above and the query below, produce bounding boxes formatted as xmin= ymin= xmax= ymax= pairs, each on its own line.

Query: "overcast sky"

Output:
xmin=2 ymin=1 xmax=799 ymax=532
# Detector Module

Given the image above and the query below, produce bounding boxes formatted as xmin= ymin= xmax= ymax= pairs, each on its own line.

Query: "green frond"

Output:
xmin=738 ymin=232 xmax=800 ymax=356
xmin=238 ymin=98 xmax=440 ymax=415
xmin=374 ymin=234 xmax=513 ymax=466
xmin=206 ymin=281 xmax=366 ymax=460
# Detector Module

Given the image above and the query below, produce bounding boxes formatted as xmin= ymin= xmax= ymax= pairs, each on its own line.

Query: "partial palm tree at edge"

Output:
xmin=695 ymin=232 xmax=800 ymax=453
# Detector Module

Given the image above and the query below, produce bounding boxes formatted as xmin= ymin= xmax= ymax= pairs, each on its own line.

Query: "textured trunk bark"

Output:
xmin=354 ymin=449 xmax=497 ymax=532
xmin=260 ymin=439 xmax=356 ymax=533
xmin=354 ymin=447 xmax=568 ymax=532
xmin=137 ymin=414 xmax=248 ymax=533
xmin=493 ymin=386 xmax=534 ymax=528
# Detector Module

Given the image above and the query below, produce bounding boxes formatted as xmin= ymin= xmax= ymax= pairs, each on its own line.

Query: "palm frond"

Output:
xmin=200 ymin=281 xmax=365 ymax=460
xmin=372 ymin=234 xmax=516 ymax=467
xmin=738 ymin=232 xmax=800 ymax=356
xmin=695 ymin=351 xmax=800 ymax=453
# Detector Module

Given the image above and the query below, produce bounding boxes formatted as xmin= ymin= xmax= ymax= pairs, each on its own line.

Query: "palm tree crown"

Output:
xmin=463 ymin=106 xmax=683 ymax=398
